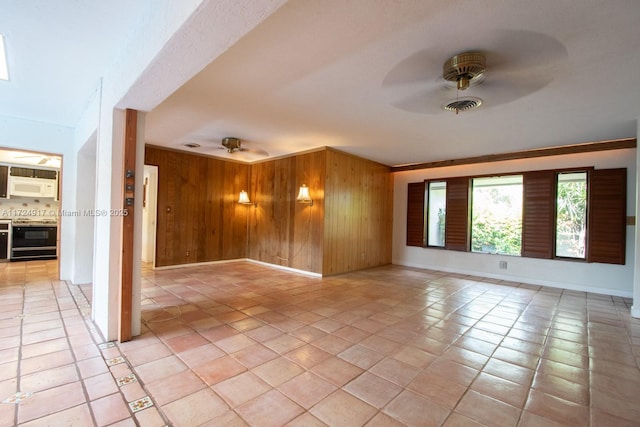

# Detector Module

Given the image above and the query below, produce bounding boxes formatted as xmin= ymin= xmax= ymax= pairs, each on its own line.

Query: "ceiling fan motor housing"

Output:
xmin=222 ymin=137 xmax=242 ymax=152
xmin=443 ymin=52 xmax=486 ymax=90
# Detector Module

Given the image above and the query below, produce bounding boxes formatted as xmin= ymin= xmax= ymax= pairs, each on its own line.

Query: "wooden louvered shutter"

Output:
xmin=522 ymin=171 xmax=555 ymax=258
xmin=588 ymin=168 xmax=626 ymax=264
xmin=445 ymin=178 xmax=469 ymax=251
xmin=406 ymin=182 xmax=426 ymax=247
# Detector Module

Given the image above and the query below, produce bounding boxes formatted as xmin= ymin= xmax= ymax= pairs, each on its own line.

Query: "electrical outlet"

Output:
xmin=499 ymin=261 xmax=507 ymax=270
xmin=186 ymin=251 xmax=190 ymax=257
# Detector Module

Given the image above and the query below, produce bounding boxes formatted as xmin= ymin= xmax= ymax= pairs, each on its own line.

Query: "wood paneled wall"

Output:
xmin=323 ymin=149 xmax=393 ymax=275
xmin=145 ymin=146 xmax=392 ymax=275
xmin=144 ymin=146 xmax=249 ymax=267
xmin=249 ymin=151 xmax=325 ymax=274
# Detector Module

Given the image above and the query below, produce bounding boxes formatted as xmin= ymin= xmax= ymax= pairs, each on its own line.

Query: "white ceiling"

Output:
xmin=3 ymin=1 xmax=640 ymax=167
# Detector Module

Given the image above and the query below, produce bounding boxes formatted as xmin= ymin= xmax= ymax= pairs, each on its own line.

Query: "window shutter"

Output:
xmin=406 ymin=182 xmax=425 ymax=247
xmin=445 ymin=178 xmax=469 ymax=251
xmin=588 ymin=168 xmax=626 ymax=264
xmin=522 ymin=171 xmax=555 ymax=258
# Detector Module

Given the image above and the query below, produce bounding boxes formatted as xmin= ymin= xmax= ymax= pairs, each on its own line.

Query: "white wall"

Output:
xmin=72 ymin=134 xmax=97 ymax=284
xmin=393 ymin=148 xmax=637 ymax=297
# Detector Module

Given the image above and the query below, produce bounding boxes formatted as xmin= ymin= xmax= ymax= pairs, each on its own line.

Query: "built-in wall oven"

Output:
xmin=0 ymin=220 xmax=10 ymax=261
xmin=11 ymin=218 xmax=57 ymax=260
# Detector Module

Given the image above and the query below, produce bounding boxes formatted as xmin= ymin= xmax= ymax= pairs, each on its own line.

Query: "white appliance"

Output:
xmin=9 ymin=176 xmax=57 ymax=198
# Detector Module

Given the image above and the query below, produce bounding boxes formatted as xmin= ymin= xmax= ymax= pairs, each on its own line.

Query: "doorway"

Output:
xmin=141 ymin=165 xmax=158 ymax=266
xmin=0 ymin=147 xmax=63 ymax=270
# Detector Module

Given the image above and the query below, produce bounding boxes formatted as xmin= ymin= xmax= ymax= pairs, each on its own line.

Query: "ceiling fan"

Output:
xmin=184 ymin=136 xmax=269 ymax=158
xmin=219 ymin=137 xmax=268 ymax=157
xmin=383 ymin=29 xmax=568 ymax=115
xmin=15 ymin=154 xmax=58 ymax=165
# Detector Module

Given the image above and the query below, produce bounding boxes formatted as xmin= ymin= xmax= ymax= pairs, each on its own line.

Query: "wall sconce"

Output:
xmin=296 ymin=184 xmax=313 ymax=206
xmin=238 ymin=190 xmax=256 ymax=206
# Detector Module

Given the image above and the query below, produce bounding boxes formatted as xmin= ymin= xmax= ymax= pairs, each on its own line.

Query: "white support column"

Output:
xmin=632 ymin=118 xmax=640 ymax=318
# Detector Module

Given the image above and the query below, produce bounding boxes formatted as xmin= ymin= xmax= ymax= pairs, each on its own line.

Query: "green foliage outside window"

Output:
xmin=556 ymin=174 xmax=587 ymax=258
xmin=471 ymin=178 xmax=523 ymax=256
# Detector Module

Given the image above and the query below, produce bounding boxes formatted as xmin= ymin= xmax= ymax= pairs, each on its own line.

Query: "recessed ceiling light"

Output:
xmin=0 ymin=34 xmax=8 ymax=81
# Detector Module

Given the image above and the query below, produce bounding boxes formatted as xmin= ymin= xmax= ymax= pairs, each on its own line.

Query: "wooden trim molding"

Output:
xmin=391 ymin=138 xmax=636 ymax=172
xmin=120 ymin=109 xmax=137 ymax=342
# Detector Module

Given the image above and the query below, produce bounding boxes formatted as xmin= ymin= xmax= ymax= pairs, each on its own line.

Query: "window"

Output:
xmin=405 ymin=167 xmax=626 ymax=265
xmin=556 ymin=172 xmax=587 ymax=258
xmin=471 ymin=176 xmax=523 ymax=256
xmin=427 ymin=181 xmax=446 ymax=247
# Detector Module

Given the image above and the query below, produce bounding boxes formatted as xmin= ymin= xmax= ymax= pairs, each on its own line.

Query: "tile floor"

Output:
xmin=1 ymin=260 xmax=640 ymax=426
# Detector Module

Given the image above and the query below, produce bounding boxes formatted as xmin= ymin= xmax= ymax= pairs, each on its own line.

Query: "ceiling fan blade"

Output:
xmin=468 ymin=71 xmax=555 ymax=108
xmin=392 ymin=89 xmax=450 ymax=115
xmin=483 ymin=29 xmax=568 ymax=73
xmin=243 ymin=148 xmax=269 ymax=156
xmin=382 ymin=48 xmax=442 ymax=88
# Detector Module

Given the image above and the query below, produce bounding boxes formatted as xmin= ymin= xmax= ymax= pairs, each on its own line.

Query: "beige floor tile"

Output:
xmin=176 ymin=342 xmax=225 ymax=367
xmin=531 ymin=372 xmax=589 ymax=405
xmin=383 ymin=390 xmax=450 ymax=427
xmin=135 ymin=355 xmax=188 ymax=384
xmin=285 ymin=344 xmax=332 ymax=369
xmin=193 ymin=355 xmax=247 ymax=385
xmin=470 ymin=372 xmax=528 ymax=408
xmin=407 ymin=370 xmax=466 ymax=409
xmin=338 ymin=344 xmax=385 ymax=369
xmin=310 ymin=389 xmax=377 ymax=427
xmin=162 ymin=388 xmax=230 ymax=427
xmin=134 ymin=406 xmax=167 ymax=427
xmin=145 ymin=370 xmax=206 ymax=406
xmin=344 ymin=372 xmax=402 ymax=408
xmin=369 ymin=357 xmax=420 ymax=387
xmin=20 ymin=364 xmax=78 ymax=393
xmin=232 ymin=343 xmax=279 ymax=368
xmin=279 ymin=371 xmax=336 ymax=409
xmin=482 ymin=358 xmax=534 ymax=386
xmin=524 ymin=389 xmax=589 ymax=427
xmin=17 ymin=404 xmax=93 ymax=427
xmin=124 ymin=341 xmax=172 ymax=366
xmin=215 ymin=333 xmax=258 ymax=354
xmin=286 ymin=412 xmax=328 ymax=427
xmin=214 ymin=371 xmax=271 ymax=407
xmin=310 ymin=356 xmax=363 ymax=387
xmin=17 ymin=381 xmax=86 ymax=424
xmin=455 ymin=389 xmax=521 ymax=427
xmin=6 ymin=260 xmax=640 ymax=426
xmin=237 ymin=389 xmax=303 ymax=427
xmin=90 ymin=392 xmax=131 ymax=426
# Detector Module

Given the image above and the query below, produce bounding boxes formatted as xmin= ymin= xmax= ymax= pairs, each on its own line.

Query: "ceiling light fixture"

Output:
xmin=0 ymin=34 xmax=9 ymax=81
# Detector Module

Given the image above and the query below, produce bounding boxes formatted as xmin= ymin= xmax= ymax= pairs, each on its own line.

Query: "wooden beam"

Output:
xmin=120 ymin=109 xmax=137 ymax=342
xmin=391 ymin=138 xmax=637 ymax=172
